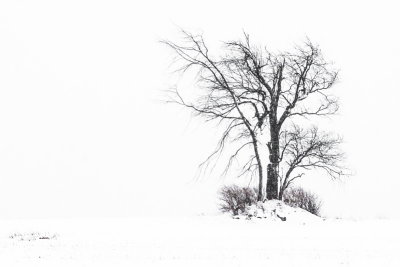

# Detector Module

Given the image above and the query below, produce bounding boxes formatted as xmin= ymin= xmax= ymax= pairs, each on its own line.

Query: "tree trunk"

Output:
xmin=250 ymin=133 xmax=264 ymax=201
xmin=278 ymin=187 xmax=284 ymax=200
xmin=266 ymin=125 xmax=280 ymax=200
xmin=267 ymin=163 xmax=279 ymax=199
xmin=257 ymin=163 xmax=264 ymax=201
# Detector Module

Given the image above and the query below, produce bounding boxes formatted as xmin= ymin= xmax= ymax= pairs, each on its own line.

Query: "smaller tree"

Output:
xmin=162 ymin=31 xmax=268 ymax=201
xmin=278 ymin=125 xmax=345 ymax=199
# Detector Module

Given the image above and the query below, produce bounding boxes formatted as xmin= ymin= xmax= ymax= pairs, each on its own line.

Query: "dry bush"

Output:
xmin=9 ymin=232 xmax=58 ymax=241
xmin=219 ymin=185 xmax=258 ymax=215
xmin=283 ymin=187 xmax=322 ymax=216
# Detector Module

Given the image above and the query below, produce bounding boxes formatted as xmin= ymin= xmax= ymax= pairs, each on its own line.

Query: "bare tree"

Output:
xmin=278 ymin=126 xmax=345 ymax=200
xmin=163 ymin=31 xmax=268 ymax=200
xmin=163 ymin=30 xmax=343 ymax=201
xmin=223 ymin=35 xmax=340 ymax=199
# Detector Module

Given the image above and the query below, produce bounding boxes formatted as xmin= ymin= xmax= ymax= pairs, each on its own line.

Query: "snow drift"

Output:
xmin=233 ymin=200 xmax=323 ymax=223
xmin=1 ymin=216 xmax=399 ymax=266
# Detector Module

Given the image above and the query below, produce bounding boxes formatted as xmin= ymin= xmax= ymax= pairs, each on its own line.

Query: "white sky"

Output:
xmin=0 ymin=0 xmax=399 ymax=219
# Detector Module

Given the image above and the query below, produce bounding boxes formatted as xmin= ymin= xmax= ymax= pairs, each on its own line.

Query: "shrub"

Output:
xmin=283 ymin=187 xmax=322 ymax=216
xmin=9 ymin=232 xmax=58 ymax=241
xmin=218 ymin=185 xmax=258 ymax=215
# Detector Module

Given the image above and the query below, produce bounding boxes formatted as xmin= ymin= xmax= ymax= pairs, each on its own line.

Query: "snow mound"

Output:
xmin=234 ymin=200 xmax=323 ymax=223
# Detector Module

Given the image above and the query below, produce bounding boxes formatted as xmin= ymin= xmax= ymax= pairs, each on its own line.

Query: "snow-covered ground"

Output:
xmin=1 ymin=214 xmax=399 ymax=267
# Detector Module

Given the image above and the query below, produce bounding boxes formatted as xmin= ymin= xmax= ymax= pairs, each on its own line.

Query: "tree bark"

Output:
xmin=250 ymin=133 xmax=264 ymax=201
xmin=255 ymin=152 xmax=264 ymax=201
xmin=266 ymin=125 xmax=280 ymax=200
xmin=278 ymin=187 xmax=284 ymax=200
xmin=267 ymin=164 xmax=279 ymax=199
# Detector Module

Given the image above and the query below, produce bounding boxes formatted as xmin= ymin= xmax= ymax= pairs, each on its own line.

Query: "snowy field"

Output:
xmin=1 ymin=215 xmax=399 ymax=266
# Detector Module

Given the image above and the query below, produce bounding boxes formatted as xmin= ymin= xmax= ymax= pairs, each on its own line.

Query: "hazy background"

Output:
xmin=0 ymin=0 xmax=399 ymax=219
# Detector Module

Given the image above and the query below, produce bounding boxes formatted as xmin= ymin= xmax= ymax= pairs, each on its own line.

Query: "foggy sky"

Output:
xmin=0 ymin=0 xmax=399 ymax=219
